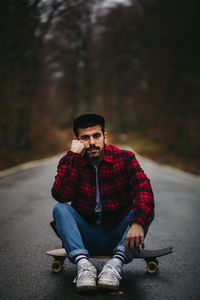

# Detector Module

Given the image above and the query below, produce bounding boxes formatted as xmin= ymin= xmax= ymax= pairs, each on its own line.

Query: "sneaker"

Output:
xmin=73 ymin=266 xmax=97 ymax=292
xmin=97 ymin=264 xmax=122 ymax=291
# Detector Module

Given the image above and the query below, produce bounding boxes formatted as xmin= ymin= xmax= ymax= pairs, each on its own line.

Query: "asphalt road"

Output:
xmin=0 ymin=148 xmax=200 ymax=300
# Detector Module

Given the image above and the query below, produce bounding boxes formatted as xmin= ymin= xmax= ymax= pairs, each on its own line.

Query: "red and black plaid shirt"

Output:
xmin=51 ymin=144 xmax=154 ymax=228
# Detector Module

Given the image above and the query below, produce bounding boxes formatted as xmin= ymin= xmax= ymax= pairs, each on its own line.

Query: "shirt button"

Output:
xmin=92 ymin=186 xmax=96 ymax=190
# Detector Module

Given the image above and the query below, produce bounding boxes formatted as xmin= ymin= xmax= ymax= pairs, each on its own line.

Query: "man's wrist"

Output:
xmin=68 ymin=150 xmax=81 ymax=156
xmin=130 ymin=222 xmax=144 ymax=230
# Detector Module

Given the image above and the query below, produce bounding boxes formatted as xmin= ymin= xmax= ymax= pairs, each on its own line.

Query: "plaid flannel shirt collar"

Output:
xmin=80 ymin=144 xmax=114 ymax=167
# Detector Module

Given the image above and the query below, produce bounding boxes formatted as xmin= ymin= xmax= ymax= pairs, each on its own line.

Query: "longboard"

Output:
xmin=46 ymin=246 xmax=173 ymax=274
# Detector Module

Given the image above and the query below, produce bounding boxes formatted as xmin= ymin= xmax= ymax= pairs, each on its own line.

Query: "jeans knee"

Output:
xmin=53 ymin=202 xmax=69 ymax=219
xmin=53 ymin=203 xmax=61 ymax=219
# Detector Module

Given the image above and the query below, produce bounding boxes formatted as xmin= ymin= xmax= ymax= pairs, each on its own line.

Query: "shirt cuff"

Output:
xmin=67 ymin=150 xmax=82 ymax=158
xmin=129 ymin=210 xmax=148 ymax=229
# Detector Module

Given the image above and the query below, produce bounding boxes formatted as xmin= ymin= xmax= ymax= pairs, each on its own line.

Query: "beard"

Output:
xmin=85 ymin=144 xmax=104 ymax=164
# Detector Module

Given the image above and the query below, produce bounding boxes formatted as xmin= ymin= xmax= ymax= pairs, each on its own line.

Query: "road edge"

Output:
xmin=0 ymin=152 xmax=66 ymax=178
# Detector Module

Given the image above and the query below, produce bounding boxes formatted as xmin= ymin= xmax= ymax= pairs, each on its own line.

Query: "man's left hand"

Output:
xmin=125 ymin=223 xmax=144 ymax=253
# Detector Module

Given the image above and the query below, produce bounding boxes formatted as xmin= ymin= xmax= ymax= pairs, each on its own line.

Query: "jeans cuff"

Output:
xmin=68 ymin=248 xmax=89 ymax=263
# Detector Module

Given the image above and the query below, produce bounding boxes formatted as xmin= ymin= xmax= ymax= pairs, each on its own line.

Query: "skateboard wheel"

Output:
xmin=146 ymin=260 xmax=158 ymax=274
xmin=52 ymin=260 xmax=63 ymax=273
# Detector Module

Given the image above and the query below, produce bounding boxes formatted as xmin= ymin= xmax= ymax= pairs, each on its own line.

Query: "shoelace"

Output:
xmin=73 ymin=267 xmax=96 ymax=283
xmin=98 ymin=264 xmax=122 ymax=280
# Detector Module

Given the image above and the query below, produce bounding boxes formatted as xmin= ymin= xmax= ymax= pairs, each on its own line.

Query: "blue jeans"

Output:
xmin=53 ymin=203 xmax=154 ymax=263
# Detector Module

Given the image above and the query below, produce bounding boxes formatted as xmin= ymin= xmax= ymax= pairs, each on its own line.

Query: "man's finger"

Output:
xmin=130 ymin=238 xmax=135 ymax=253
xmin=135 ymin=237 xmax=140 ymax=251
xmin=140 ymin=236 xmax=145 ymax=249
xmin=125 ymin=238 xmax=129 ymax=253
xmin=71 ymin=139 xmax=85 ymax=154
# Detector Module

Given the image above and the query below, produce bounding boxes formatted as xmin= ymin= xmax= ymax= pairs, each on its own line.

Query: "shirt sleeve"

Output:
xmin=128 ymin=153 xmax=155 ymax=229
xmin=51 ymin=151 xmax=82 ymax=202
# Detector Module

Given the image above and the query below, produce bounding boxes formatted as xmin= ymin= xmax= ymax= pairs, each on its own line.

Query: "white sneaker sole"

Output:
xmin=76 ymin=285 xmax=97 ymax=292
xmin=97 ymin=283 xmax=119 ymax=291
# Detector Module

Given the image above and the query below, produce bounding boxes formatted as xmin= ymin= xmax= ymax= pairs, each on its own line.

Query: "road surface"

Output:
xmin=0 ymin=148 xmax=200 ymax=299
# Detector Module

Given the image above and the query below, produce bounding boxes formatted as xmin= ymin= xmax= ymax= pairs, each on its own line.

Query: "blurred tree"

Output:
xmin=93 ymin=4 xmax=143 ymax=132
xmin=0 ymin=0 xmax=61 ymax=167
xmin=45 ymin=0 xmax=103 ymax=127
xmin=0 ymin=0 xmax=38 ymax=156
xmin=133 ymin=0 xmax=200 ymax=157
xmin=93 ymin=0 xmax=200 ymax=159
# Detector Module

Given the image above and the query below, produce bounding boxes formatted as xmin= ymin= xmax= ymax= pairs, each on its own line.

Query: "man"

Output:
xmin=51 ymin=112 xmax=155 ymax=292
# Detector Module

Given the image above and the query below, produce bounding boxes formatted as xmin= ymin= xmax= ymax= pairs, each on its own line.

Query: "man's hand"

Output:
xmin=125 ymin=223 xmax=144 ymax=253
xmin=70 ymin=139 xmax=85 ymax=156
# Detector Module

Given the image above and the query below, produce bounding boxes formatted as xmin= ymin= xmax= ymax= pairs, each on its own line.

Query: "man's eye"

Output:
xmin=93 ymin=133 xmax=101 ymax=139
xmin=81 ymin=136 xmax=89 ymax=141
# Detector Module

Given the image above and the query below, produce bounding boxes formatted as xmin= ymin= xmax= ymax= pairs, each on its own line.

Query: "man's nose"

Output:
xmin=89 ymin=136 xmax=95 ymax=144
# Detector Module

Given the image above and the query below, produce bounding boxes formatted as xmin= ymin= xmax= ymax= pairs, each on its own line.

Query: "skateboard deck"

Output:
xmin=46 ymin=246 xmax=173 ymax=274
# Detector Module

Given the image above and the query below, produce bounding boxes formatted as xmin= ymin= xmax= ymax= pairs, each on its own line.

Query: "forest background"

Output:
xmin=0 ymin=0 xmax=200 ymax=174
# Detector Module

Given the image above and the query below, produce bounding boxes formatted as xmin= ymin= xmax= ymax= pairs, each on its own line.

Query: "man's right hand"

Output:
xmin=70 ymin=139 xmax=85 ymax=155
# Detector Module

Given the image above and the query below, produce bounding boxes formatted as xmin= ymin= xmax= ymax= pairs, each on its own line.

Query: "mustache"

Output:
xmin=86 ymin=145 xmax=100 ymax=151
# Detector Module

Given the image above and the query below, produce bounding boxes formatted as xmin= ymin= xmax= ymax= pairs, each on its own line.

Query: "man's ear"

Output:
xmin=104 ymin=132 xmax=107 ymax=142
